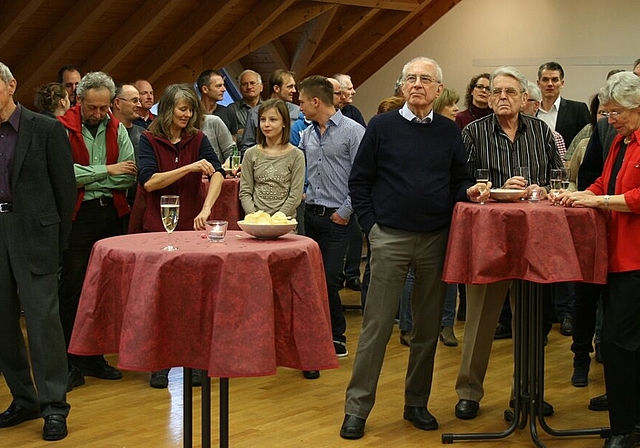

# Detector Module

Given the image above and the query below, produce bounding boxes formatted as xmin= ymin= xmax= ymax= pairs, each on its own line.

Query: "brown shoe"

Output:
xmin=439 ymin=326 xmax=458 ymax=347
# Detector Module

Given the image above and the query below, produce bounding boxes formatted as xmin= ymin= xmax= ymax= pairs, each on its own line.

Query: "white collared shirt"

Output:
xmin=399 ymin=103 xmax=434 ymax=124
xmin=537 ymin=96 xmax=561 ymax=130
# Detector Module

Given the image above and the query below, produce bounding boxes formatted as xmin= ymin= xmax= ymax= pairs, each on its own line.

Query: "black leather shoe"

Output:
xmin=150 ymin=369 xmax=170 ymax=389
xmin=403 ymin=405 xmax=438 ymax=430
xmin=303 ymin=370 xmax=320 ymax=379
xmin=43 ymin=414 xmax=67 ymax=441
xmin=340 ymin=414 xmax=365 ymax=439
xmin=346 ymin=278 xmax=362 ymax=291
xmin=509 ymin=398 xmax=554 ymax=416
xmin=604 ymin=433 xmax=637 ymax=448
xmin=67 ymin=362 xmax=85 ymax=392
xmin=571 ymin=365 xmax=589 ymax=387
xmin=560 ymin=316 xmax=573 ymax=336
xmin=0 ymin=402 xmax=39 ymax=428
xmin=82 ymin=357 xmax=122 ymax=380
xmin=455 ymin=399 xmax=479 ymax=420
xmin=589 ymin=393 xmax=608 ymax=411
xmin=494 ymin=323 xmax=512 ymax=339
xmin=191 ymin=369 xmax=204 ymax=387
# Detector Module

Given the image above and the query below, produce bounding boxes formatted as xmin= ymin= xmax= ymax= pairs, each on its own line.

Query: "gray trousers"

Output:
xmin=344 ymin=224 xmax=448 ymax=419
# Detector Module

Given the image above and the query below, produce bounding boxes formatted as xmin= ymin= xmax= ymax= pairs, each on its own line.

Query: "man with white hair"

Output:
xmin=58 ymin=72 xmax=137 ymax=392
xmin=454 ymin=66 xmax=562 ymax=421
xmin=0 ymin=61 xmax=76 ymax=441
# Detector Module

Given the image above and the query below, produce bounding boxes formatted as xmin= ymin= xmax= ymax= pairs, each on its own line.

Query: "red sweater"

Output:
xmin=587 ymin=129 xmax=640 ymax=272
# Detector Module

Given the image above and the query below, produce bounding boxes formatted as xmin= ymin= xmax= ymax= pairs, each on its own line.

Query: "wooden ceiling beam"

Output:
xmin=310 ymin=0 xmax=419 ymax=12
xmin=302 ymin=7 xmax=381 ymax=77
xmin=227 ymin=2 xmax=336 ymax=64
xmin=0 ymin=0 xmax=47 ymax=51
xmin=13 ymin=0 xmax=112 ymax=98
xmin=130 ymin=0 xmax=243 ymax=83
xmin=291 ymin=9 xmax=338 ymax=75
xmin=265 ymin=39 xmax=291 ymax=71
xmin=203 ymin=0 xmax=298 ymax=68
xmin=348 ymin=0 xmax=462 ymax=86
xmin=83 ymin=0 xmax=180 ymax=75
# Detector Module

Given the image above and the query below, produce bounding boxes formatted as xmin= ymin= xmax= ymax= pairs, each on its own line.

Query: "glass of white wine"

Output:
xmin=550 ymin=169 xmax=562 ymax=201
xmin=160 ymin=195 xmax=180 ymax=251
xmin=476 ymin=168 xmax=489 ymax=205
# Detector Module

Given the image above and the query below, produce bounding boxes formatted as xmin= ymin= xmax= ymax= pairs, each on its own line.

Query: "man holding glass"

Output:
xmin=453 ymin=66 xmax=563 ymax=420
xmin=341 ymin=57 xmax=485 ymax=440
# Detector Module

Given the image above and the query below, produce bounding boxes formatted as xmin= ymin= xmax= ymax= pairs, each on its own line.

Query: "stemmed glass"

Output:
xmin=476 ymin=168 xmax=489 ymax=205
xmin=160 ymin=195 xmax=180 ymax=251
xmin=550 ymin=169 xmax=562 ymax=201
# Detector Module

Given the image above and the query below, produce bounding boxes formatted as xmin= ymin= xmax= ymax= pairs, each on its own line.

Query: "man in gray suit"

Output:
xmin=0 ymin=62 xmax=76 ymax=440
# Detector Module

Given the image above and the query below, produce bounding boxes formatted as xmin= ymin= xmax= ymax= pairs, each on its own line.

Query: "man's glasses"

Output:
xmin=491 ymin=88 xmax=522 ymax=97
xmin=117 ymin=97 xmax=141 ymax=104
xmin=404 ymin=75 xmax=439 ymax=85
xmin=240 ymin=81 xmax=260 ymax=88
xmin=474 ymin=84 xmax=491 ymax=92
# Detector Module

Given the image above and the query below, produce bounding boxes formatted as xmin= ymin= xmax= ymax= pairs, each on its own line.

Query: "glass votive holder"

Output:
xmin=528 ymin=188 xmax=540 ymax=204
xmin=205 ymin=220 xmax=228 ymax=242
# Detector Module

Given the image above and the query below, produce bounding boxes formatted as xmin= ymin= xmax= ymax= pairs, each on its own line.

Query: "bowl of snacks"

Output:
xmin=489 ymin=189 xmax=526 ymax=202
xmin=238 ymin=211 xmax=297 ymax=239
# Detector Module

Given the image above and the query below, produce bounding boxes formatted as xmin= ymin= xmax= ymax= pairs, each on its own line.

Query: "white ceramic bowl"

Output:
xmin=490 ymin=188 xmax=526 ymax=202
xmin=237 ymin=221 xmax=296 ymax=239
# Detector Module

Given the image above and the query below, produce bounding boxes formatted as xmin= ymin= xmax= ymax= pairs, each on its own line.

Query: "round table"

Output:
xmin=69 ymin=230 xmax=338 ymax=447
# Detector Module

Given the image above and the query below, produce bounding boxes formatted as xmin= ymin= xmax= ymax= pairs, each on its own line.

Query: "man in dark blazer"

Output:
xmin=0 ymin=62 xmax=76 ymax=441
xmin=537 ymin=61 xmax=590 ymax=150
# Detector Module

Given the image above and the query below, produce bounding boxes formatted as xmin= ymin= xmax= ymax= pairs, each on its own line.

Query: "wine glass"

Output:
xmin=476 ymin=168 xmax=489 ymax=205
xmin=550 ymin=169 xmax=562 ymax=201
xmin=160 ymin=195 xmax=180 ymax=251
xmin=562 ymin=167 xmax=570 ymax=190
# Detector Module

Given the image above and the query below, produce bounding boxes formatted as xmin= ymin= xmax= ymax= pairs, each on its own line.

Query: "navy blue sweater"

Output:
xmin=349 ymin=111 xmax=473 ymax=234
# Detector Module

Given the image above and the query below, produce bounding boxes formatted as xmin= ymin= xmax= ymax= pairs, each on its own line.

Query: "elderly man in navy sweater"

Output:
xmin=340 ymin=57 xmax=487 ymax=440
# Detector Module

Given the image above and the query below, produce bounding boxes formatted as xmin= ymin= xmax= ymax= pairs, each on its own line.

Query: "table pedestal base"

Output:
xmin=183 ymin=368 xmax=229 ymax=448
xmin=442 ymin=281 xmax=610 ymax=447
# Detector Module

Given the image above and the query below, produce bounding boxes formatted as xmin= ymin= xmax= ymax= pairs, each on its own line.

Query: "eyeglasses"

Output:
xmin=474 ymin=84 xmax=491 ymax=92
xmin=491 ymin=88 xmax=522 ymax=97
xmin=117 ymin=97 xmax=141 ymax=104
xmin=599 ymin=110 xmax=624 ymax=118
xmin=404 ymin=75 xmax=439 ymax=85
xmin=240 ymin=81 xmax=260 ymax=88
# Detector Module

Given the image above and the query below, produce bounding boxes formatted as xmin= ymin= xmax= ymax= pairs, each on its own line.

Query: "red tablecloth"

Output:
xmin=69 ymin=231 xmax=338 ymax=377
xmin=442 ymin=201 xmax=608 ymax=285
xmin=128 ymin=177 xmax=243 ymax=233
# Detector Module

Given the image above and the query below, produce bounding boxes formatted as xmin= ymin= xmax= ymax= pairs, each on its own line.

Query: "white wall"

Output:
xmin=354 ymin=0 xmax=640 ymax=121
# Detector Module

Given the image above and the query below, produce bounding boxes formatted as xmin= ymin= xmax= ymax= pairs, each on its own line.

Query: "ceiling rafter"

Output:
xmin=14 ymin=0 xmax=112 ymax=99
xmin=130 ymin=0 xmax=243 ymax=82
xmin=291 ymin=9 xmax=338 ymax=75
xmin=83 ymin=0 xmax=180 ymax=74
xmin=302 ymin=7 xmax=382 ymax=77
xmin=204 ymin=0 xmax=299 ymax=68
xmin=227 ymin=2 xmax=336 ymax=63
xmin=348 ymin=0 xmax=462 ymax=86
xmin=265 ymin=39 xmax=291 ymax=70
xmin=310 ymin=0 xmax=419 ymax=12
xmin=0 ymin=0 xmax=47 ymax=50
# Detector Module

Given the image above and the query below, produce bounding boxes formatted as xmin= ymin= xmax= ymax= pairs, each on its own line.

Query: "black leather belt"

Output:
xmin=306 ymin=204 xmax=337 ymax=217
xmin=85 ymin=197 xmax=114 ymax=207
xmin=0 ymin=202 xmax=12 ymax=213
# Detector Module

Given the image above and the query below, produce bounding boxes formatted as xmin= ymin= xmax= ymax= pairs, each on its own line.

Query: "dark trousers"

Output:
xmin=59 ymin=200 xmax=126 ymax=353
xmin=343 ymin=216 xmax=363 ymax=281
xmin=0 ymin=213 xmax=69 ymax=416
xmin=602 ymin=271 xmax=640 ymax=434
xmin=571 ymin=282 xmax=604 ymax=366
xmin=304 ymin=209 xmax=353 ymax=342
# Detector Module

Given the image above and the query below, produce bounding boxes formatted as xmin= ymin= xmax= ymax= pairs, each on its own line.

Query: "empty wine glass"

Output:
xmin=160 ymin=195 xmax=180 ymax=251
xmin=562 ymin=167 xmax=570 ymax=190
xmin=476 ymin=168 xmax=489 ymax=205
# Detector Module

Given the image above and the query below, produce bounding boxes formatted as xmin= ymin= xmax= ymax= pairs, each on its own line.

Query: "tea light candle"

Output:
xmin=210 ymin=225 xmax=224 ymax=238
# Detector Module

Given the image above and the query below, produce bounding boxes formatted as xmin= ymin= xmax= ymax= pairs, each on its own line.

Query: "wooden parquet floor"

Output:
xmin=1 ymin=288 xmax=610 ymax=447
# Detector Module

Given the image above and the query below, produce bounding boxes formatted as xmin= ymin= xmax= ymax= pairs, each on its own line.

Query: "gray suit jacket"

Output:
xmin=12 ymin=107 xmax=76 ymax=274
